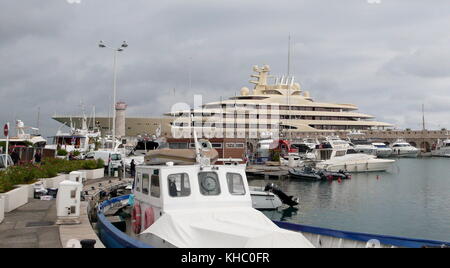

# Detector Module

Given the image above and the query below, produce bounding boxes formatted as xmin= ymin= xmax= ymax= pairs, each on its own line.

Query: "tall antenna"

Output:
xmin=287 ymin=34 xmax=291 ymax=76
xmin=36 ymin=107 xmax=41 ymax=130
xmin=188 ymin=57 xmax=192 ymax=91
xmin=287 ymin=34 xmax=292 ymax=141
xmin=422 ymin=103 xmax=426 ymax=130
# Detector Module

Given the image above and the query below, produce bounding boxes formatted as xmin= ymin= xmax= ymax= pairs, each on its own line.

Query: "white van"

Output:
xmin=89 ymin=151 xmax=123 ymax=169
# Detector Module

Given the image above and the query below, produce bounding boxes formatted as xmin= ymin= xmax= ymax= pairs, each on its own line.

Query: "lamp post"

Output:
xmin=98 ymin=40 xmax=128 ymax=142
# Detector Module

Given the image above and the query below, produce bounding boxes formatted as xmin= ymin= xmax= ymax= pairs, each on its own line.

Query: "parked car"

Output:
xmin=0 ymin=154 xmax=14 ymax=170
xmin=89 ymin=151 xmax=123 ymax=169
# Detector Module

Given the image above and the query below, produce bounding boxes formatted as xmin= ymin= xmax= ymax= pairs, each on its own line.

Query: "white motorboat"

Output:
xmin=0 ymin=120 xmax=47 ymax=148
xmin=127 ymin=136 xmax=313 ymax=248
xmin=316 ymin=153 xmax=395 ymax=173
xmin=46 ymin=116 xmax=100 ymax=153
xmin=431 ymin=139 xmax=450 ymax=157
xmin=351 ymin=142 xmax=377 ymax=156
xmin=314 ymin=137 xmax=395 ymax=173
xmin=390 ymin=139 xmax=419 ymax=158
xmin=347 ymin=131 xmax=377 ymax=156
xmin=372 ymin=142 xmax=393 ymax=158
xmin=249 ymin=186 xmax=283 ymax=210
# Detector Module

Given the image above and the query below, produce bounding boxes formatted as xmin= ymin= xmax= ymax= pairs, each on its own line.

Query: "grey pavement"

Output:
xmin=0 ymin=199 xmax=62 ymax=248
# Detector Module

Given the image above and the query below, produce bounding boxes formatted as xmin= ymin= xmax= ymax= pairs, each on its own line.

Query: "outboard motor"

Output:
xmin=264 ymin=183 xmax=299 ymax=207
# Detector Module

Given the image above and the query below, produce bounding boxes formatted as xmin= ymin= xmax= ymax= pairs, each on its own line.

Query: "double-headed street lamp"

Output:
xmin=98 ymin=40 xmax=128 ymax=142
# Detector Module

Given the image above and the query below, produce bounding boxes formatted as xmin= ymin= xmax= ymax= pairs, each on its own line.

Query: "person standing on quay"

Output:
xmin=34 ymin=150 xmax=42 ymax=164
xmin=130 ymin=159 xmax=136 ymax=178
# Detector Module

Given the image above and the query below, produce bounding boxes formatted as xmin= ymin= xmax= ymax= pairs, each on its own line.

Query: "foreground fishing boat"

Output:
xmin=96 ymin=194 xmax=450 ymax=248
xmin=94 ymin=135 xmax=450 ymax=248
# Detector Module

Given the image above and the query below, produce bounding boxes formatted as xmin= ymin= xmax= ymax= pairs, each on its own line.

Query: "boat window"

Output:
xmin=211 ymin=143 xmax=223 ymax=148
xmin=142 ymin=174 xmax=150 ymax=195
xmin=168 ymin=173 xmax=191 ymax=197
xmin=111 ymin=154 xmax=121 ymax=161
xmin=226 ymin=143 xmax=235 ymax=148
xmin=336 ymin=150 xmax=346 ymax=157
xmin=135 ymin=173 xmax=142 ymax=192
xmin=169 ymin=142 xmax=188 ymax=149
xmin=226 ymin=173 xmax=246 ymax=195
xmin=234 ymin=143 xmax=244 ymax=148
xmin=151 ymin=174 xmax=160 ymax=198
xmin=198 ymin=172 xmax=221 ymax=196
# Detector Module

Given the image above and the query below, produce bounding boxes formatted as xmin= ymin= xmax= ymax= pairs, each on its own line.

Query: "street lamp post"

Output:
xmin=99 ymin=40 xmax=128 ymax=142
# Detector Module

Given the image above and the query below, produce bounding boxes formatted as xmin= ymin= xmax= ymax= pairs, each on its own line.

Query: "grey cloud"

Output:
xmin=2 ymin=0 xmax=450 ymax=139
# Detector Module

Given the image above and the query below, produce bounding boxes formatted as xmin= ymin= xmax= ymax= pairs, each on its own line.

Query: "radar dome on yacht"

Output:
xmin=17 ymin=120 xmax=25 ymax=128
xmin=303 ymin=91 xmax=310 ymax=98
xmin=240 ymin=87 xmax=250 ymax=96
xmin=294 ymin=83 xmax=301 ymax=91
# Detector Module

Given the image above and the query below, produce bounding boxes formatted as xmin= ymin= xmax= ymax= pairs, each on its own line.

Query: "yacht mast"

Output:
xmin=36 ymin=107 xmax=41 ymax=131
xmin=287 ymin=35 xmax=293 ymax=142
xmin=422 ymin=103 xmax=426 ymax=130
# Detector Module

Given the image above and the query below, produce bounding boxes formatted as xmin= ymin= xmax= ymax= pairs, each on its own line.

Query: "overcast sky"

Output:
xmin=2 ymin=0 xmax=450 ymax=139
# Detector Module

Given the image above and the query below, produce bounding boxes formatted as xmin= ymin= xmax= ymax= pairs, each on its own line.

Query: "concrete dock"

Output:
xmin=0 ymin=176 xmax=132 ymax=248
xmin=0 ymin=199 xmax=62 ymax=248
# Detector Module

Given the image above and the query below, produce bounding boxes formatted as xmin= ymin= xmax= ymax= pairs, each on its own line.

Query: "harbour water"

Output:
xmin=249 ymin=158 xmax=450 ymax=242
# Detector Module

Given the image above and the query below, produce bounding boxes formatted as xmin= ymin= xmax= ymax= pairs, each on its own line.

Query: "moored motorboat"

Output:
xmin=372 ymin=142 xmax=393 ymax=158
xmin=390 ymin=139 xmax=419 ymax=158
xmin=289 ymin=166 xmax=351 ymax=181
xmin=431 ymin=139 xmax=450 ymax=157
xmin=316 ymin=154 xmax=395 ymax=173
xmin=314 ymin=137 xmax=395 ymax=173
xmin=249 ymin=183 xmax=299 ymax=210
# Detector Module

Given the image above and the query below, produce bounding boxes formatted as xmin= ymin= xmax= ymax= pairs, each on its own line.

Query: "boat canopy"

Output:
xmin=140 ymin=207 xmax=313 ymax=248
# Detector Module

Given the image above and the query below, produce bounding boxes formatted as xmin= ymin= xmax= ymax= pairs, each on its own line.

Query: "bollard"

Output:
xmin=80 ymin=239 xmax=96 ymax=248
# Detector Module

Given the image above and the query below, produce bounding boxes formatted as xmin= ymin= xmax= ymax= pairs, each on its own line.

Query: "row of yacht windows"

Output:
xmin=173 ymin=114 xmax=358 ymax=121
xmin=310 ymin=125 xmax=368 ymax=130
xmin=172 ymin=123 xmax=280 ymax=129
xmin=203 ymin=104 xmax=344 ymax=112
xmin=168 ymin=142 xmax=244 ymax=149
xmin=279 ymin=115 xmax=357 ymax=121
xmin=135 ymin=171 xmax=246 ymax=197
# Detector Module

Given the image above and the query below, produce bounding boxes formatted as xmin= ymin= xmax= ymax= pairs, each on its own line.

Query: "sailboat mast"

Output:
xmin=422 ymin=103 xmax=426 ymax=130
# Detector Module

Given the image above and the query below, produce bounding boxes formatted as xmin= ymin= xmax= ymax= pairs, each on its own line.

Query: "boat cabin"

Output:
xmin=132 ymin=162 xmax=313 ymax=248
xmin=133 ymin=164 xmax=250 ymax=221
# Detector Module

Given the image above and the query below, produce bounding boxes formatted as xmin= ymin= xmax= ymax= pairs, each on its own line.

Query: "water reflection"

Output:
xmin=249 ymin=158 xmax=450 ymax=242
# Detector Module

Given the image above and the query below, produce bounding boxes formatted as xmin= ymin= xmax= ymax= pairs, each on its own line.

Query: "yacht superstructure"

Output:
xmin=390 ymin=139 xmax=419 ymax=158
xmin=431 ymin=139 xmax=450 ymax=157
xmin=46 ymin=115 xmax=100 ymax=153
xmin=0 ymin=120 xmax=47 ymax=148
xmin=166 ymin=65 xmax=393 ymax=138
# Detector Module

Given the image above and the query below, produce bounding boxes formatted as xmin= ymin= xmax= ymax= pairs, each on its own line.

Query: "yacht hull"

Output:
xmin=391 ymin=150 xmax=419 ymax=158
xmin=317 ymin=159 xmax=395 ymax=173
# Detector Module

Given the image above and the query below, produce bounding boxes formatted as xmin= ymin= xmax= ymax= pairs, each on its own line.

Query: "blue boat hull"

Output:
xmin=96 ymin=195 xmax=450 ymax=248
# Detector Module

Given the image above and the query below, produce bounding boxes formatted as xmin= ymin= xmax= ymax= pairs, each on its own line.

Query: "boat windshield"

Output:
xmin=374 ymin=144 xmax=388 ymax=148
xmin=111 ymin=154 xmax=122 ymax=161
xmin=0 ymin=155 xmax=13 ymax=168
xmin=393 ymin=144 xmax=410 ymax=147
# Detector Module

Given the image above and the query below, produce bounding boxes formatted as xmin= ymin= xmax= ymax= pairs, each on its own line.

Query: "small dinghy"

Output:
xmin=289 ymin=166 xmax=325 ymax=181
xmin=289 ymin=166 xmax=351 ymax=181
